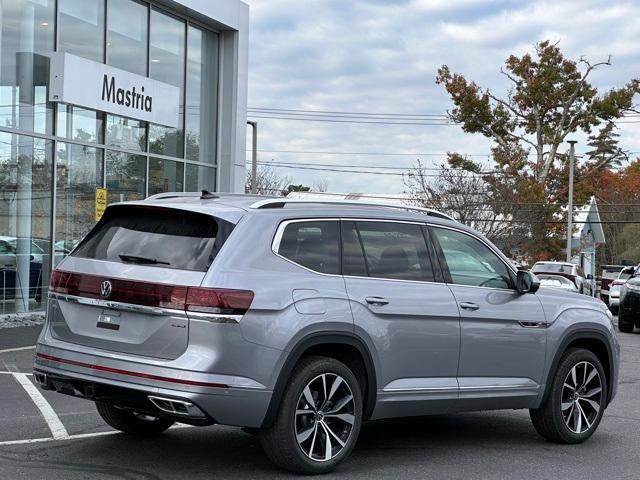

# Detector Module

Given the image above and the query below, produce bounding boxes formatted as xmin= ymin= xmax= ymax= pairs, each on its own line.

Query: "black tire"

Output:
xmin=609 ymin=305 xmax=619 ymax=316
xmin=530 ymin=348 xmax=607 ymax=444
xmin=95 ymin=401 xmax=174 ymax=435
xmin=618 ymin=311 xmax=634 ymax=333
xmin=259 ymin=356 xmax=363 ymax=475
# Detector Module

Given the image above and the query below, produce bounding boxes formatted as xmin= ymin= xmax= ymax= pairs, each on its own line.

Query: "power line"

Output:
xmin=246 ymin=148 xmax=501 ymax=158
xmin=248 ymin=107 xmax=448 ymax=117
xmin=247 ymin=115 xmax=458 ymax=126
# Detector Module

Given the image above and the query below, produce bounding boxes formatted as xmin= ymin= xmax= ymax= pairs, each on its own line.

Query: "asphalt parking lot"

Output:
xmin=0 ymin=323 xmax=638 ymax=480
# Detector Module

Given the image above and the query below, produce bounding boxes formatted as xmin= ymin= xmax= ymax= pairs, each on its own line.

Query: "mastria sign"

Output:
xmin=49 ymin=52 xmax=180 ymax=128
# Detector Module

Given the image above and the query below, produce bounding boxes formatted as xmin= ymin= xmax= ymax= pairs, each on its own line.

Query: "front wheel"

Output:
xmin=530 ymin=348 xmax=607 ymax=444
xmin=259 ymin=356 xmax=363 ymax=475
xmin=95 ymin=401 xmax=174 ymax=435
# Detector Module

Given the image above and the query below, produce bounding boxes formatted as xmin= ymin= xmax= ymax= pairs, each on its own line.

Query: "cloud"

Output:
xmin=245 ymin=0 xmax=640 ymax=193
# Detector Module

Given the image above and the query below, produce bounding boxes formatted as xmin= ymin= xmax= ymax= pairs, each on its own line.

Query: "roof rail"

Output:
xmin=249 ymin=198 xmax=456 ymax=222
xmin=145 ymin=192 xmax=202 ymax=201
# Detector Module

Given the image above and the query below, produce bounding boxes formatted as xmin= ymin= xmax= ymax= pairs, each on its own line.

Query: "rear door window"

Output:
xmin=276 ymin=221 xmax=340 ymax=274
xmin=72 ymin=206 xmax=233 ymax=272
xmin=353 ymin=221 xmax=434 ymax=282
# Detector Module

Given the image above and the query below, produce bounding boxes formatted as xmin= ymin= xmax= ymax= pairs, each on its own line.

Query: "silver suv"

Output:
xmin=34 ymin=193 xmax=620 ymax=474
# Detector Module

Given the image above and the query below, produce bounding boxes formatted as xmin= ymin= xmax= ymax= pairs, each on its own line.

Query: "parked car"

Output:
xmin=618 ymin=265 xmax=640 ymax=332
xmin=0 ymin=238 xmax=43 ymax=302
xmin=34 ymin=194 xmax=620 ymax=474
xmin=537 ymin=274 xmax=579 ymax=293
xmin=531 ymin=261 xmax=593 ymax=296
xmin=608 ymin=266 xmax=635 ymax=315
xmin=599 ymin=264 xmax=628 ymax=304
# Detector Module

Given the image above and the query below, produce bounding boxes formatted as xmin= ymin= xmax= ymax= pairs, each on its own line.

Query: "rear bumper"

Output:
xmin=34 ymin=344 xmax=273 ymax=429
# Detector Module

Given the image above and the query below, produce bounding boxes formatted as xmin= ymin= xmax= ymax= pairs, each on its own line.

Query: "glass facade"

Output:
xmin=0 ymin=0 xmax=220 ymax=314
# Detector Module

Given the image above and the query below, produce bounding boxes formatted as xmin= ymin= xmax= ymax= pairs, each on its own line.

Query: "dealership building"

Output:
xmin=0 ymin=0 xmax=249 ymax=314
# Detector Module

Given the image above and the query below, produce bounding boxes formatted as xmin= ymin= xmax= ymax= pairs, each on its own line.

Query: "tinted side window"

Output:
xmin=431 ymin=227 xmax=513 ymax=289
xmin=277 ymin=221 xmax=339 ymax=275
xmin=341 ymin=221 xmax=367 ymax=277
xmin=355 ymin=221 xmax=434 ymax=282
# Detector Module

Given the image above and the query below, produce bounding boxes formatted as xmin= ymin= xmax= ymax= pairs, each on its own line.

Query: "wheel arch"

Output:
xmin=542 ymin=329 xmax=615 ymax=407
xmin=260 ymin=332 xmax=377 ymax=429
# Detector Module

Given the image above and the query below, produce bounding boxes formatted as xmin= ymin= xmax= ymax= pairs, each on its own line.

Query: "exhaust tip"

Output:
xmin=148 ymin=395 xmax=206 ymax=418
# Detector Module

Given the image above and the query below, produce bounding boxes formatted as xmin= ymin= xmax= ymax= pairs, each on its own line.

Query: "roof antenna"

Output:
xmin=200 ymin=189 xmax=219 ymax=199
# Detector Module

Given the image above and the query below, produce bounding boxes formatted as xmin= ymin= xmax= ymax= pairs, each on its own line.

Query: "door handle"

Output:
xmin=365 ymin=296 xmax=389 ymax=306
xmin=459 ymin=302 xmax=479 ymax=311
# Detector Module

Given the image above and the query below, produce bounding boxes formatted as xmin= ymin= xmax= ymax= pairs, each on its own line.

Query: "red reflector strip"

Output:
xmin=35 ymin=353 xmax=228 ymax=389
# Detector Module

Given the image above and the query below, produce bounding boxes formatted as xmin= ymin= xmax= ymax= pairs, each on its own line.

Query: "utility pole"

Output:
xmin=247 ymin=121 xmax=258 ymax=194
xmin=566 ymin=140 xmax=577 ymax=263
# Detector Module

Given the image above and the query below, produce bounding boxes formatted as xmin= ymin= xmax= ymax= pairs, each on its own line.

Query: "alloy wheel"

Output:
xmin=294 ymin=373 xmax=356 ymax=462
xmin=561 ymin=361 xmax=603 ymax=434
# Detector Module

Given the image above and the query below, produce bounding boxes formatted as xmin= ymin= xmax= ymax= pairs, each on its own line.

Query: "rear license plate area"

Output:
xmin=97 ymin=310 xmax=121 ymax=331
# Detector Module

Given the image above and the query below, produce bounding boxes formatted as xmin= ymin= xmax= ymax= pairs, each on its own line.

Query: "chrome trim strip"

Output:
xmin=186 ymin=312 xmax=242 ymax=323
xmin=383 ymin=386 xmax=458 ymax=392
xmin=383 ymin=384 xmax=536 ymax=393
xmin=458 ymin=384 xmax=537 ymax=391
xmin=48 ymin=292 xmax=185 ymax=317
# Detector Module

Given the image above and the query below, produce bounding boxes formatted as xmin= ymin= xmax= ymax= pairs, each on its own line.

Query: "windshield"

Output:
xmin=532 ymin=263 xmax=573 ymax=274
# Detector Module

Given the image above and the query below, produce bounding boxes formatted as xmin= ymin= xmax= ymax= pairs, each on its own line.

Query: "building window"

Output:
xmin=55 ymin=143 xmax=104 ymax=265
xmin=148 ymin=9 xmax=185 ymax=159
xmin=106 ymin=151 xmax=146 ymax=203
xmin=0 ymin=0 xmax=55 ymax=135
xmin=186 ymin=25 xmax=218 ymax=164
xmin=57 ymin=105 xmax=104 ymax=144
xmin=148 ymin=158 xmax=184 ymax=195
xmin=105 ymin=114 xmax=146 ymax=151
xmin=107 ymin=0 xmax=148 ymax=76
xmin=58 ymin=0 xmax=105 ymax=63
xmin=185 ymin=164 xmax=215 ymax=191
xmin=0 ymin=131 xmax=53 ymax=313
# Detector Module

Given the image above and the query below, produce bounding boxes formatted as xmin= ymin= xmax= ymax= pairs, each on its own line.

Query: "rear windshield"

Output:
xmin=532 ymin=263 xmax=572 ymax=274
xmin=72 ymin=206 xmax=234 ymax=272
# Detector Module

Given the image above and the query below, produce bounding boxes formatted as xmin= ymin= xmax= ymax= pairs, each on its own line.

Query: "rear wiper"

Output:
xmin=118 ymin=253 xmax=170 ymax=266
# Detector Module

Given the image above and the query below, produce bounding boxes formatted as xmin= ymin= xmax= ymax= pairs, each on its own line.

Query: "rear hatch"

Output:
xmin=48 ymin=204 xmax=238 ymax=360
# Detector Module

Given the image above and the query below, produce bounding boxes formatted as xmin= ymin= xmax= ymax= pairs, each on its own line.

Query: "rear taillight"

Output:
xmin=50 ymin=270 xmax=253 ymax=314
xmin=186 ymin=287 xmax=254 ymax=314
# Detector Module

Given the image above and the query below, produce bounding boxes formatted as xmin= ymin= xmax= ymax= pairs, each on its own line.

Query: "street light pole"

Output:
xmin=247 ymin=121 xmax=258 ymax=194
xmin=566 ymin=140 xmax=577 ymax=263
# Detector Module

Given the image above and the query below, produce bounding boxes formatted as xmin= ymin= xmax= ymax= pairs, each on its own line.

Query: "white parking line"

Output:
xmin=0 ymin=371 xmax=32 ymax=375
xmin=0 ymin=345 xmax=36 ymax=354
xmin=0 ymin=430 xmax=118 ymax=446
xmin=11 ymin=372 xmax=69 ymax=440
xmin=0 ymin=424 xmax=192 ymax=447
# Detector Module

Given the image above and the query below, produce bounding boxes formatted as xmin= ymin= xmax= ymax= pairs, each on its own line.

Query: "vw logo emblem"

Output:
xmin=100 ymin=281 xmax=112 ymax=298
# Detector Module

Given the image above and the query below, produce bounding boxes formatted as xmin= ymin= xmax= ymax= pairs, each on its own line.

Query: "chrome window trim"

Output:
xmin=427 ymin=223 xmax=518 ymax=292
xmin=49 ymin=292 xmax=242 ymax=323
xmin=271 ymin=217 xmax=441 ymax=284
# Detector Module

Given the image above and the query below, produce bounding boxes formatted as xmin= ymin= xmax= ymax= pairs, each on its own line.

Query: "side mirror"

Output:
xmin=516 ymin=270 xmax=540 ymax=294
xmin=586 ymin=274 xmax=593 ymax=280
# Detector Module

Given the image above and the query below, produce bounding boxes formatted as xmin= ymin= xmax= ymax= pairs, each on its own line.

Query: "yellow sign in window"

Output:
xmin=95 ymin=187 xmax=107 ymax=221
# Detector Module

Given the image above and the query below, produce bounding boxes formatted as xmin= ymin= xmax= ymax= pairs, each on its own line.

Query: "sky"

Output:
xmin=244 ymin=0 xmax=640 ymax=194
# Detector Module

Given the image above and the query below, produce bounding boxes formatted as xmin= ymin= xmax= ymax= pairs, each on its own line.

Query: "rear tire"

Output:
xmin=530 ymin=348 xmax=606 ymax=444
xmin=618 ymin=311 xmax=634 ymax=333
xmin=95 ymin=401 xmax=174 ymax=435
xmin=259 ymin=356 xmax=363 ymax=475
